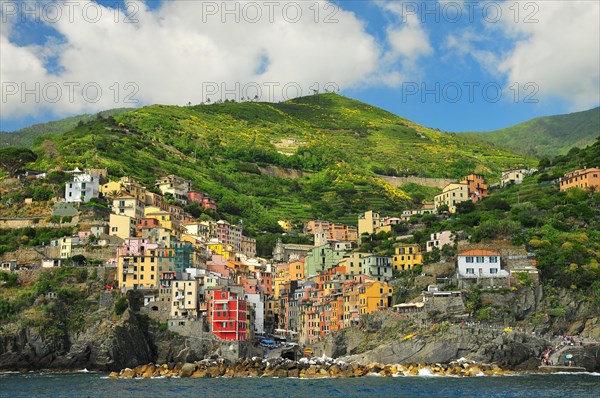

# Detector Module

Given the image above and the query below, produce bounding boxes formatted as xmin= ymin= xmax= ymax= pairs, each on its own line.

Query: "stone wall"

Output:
xmin=378 ymin=175 xmax=456 ymax=189
xmin=0 ymin=245 xmax=117 ymax=264
xmin=0 ymin=216 xmax=78 ymax=229
xmin=423 ymin=294 xmax=466 ymax=314
xmin=423 ymin=262 xmax=455 ymax=278
xmin=167 ymin=319 xmax=207 ymax=337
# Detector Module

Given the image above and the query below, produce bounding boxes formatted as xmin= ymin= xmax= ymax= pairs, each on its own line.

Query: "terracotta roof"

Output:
xmin=459 ymin=250 xmax=500 ymax=256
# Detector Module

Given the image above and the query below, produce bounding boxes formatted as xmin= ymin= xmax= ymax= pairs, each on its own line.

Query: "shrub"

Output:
xmin=114 ymin=296 xmax=128 ymax=315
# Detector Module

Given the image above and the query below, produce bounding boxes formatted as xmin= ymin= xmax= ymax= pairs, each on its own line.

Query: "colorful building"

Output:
xmin=359 ymin=280 xmax=393 ymax=315
xmin=208 ymin=289 xmax=248 ymax=341
xmin=434 ymin=183 xmax=469 ymax=213
xmin=392 ymin=244 xmax=423 ymax=271
xmin=426 ymin=231 xmax=455 ymax=252
xmin=559 ymin=168 xmax=600 ymax=192
xmin=460 ymin=174 xmax=488 ymax=203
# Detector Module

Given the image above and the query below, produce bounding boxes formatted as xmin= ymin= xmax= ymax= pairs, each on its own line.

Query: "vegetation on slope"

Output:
xmin=461 ymin=107 xmax=599 ymax=158
xmin=364 ymin=138 xmax=600 ymax=322
xmin=26 ymin=94 xmax=532 ymax=234
xmin=0 ymin=108 xmax=131 ymax=148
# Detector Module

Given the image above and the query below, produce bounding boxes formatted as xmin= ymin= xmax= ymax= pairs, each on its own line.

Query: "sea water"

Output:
xmin=0 ymin=372 xmax=599 ymax=398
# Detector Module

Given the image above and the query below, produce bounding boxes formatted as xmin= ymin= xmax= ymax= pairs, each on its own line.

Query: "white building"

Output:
xmin=426 ymin=230 xmax=455 ymax=252
xmin=170 ymin=276 xmax=199 ymax=319
xmin=457 ymin=250 xmax=508 ymax=278
xmin=245 ymin=293 xmax=265 ymax=334
xmin=65 ymin=173 xmax=100 ymax=203
xmin=155 ymin=175 xmax=192 ymax=204
xmin=501 ymin=168 xmax=537 ymax=187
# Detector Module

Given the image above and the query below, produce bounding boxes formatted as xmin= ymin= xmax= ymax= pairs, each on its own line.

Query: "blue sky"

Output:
xmin=1 ymin=0 xmax=598 ymax=132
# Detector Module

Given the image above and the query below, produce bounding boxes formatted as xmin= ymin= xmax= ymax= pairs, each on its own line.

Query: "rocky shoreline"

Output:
xmin=108 ymin=357 xmax=514 ymax=379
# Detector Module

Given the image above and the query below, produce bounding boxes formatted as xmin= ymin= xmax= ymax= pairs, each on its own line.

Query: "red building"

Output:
xmin=460 ymin=174 xmax=488 ymax=203
xmin=208 ymin=289 xmax=247 ymax=341
xmin=136 ymin=217 xmax=161 ymax=236
xmin=188 ymin=190 xmax=218 ymax=211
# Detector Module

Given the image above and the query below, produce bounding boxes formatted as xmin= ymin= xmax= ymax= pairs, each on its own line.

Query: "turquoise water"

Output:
xmin=1 ymin=372 xmax=599 ymax=398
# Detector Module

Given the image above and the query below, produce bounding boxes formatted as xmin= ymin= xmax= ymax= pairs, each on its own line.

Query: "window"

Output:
xmin=489 ymin=256 xmax=498 ymax=263
xmin=490 ymin=268 xmax=498 ymax=274
xmin=466 ymin=256 xmax=474 ymax=263
xmin=466 ymin=268 xmax=475 ymax=274
xmin=476 ymin=256 xmax=484 ymax=263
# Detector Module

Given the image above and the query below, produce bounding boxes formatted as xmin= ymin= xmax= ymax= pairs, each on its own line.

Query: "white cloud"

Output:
xmin=1 ymin=0 xmax=434 ymax=122
xmin=496 ymin=1 xmax=599 ymax=110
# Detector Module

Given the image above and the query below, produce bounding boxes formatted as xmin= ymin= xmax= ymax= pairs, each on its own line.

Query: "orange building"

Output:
xmin=559 ymin=168 xmax=600 ymax=192
xmin=460 ymin=174 xmax=488 ymax=203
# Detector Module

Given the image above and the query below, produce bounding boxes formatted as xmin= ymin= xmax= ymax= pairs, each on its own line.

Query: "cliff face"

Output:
xmin=311 ymin=311 xmax=600 ymax=372
xmin=326 ymin=326 xmax=548 ymax=371
xmin=0 ymin=310 xmax=155 ymax=371
xmin=0 ymin=306 xmax=262 ymax=371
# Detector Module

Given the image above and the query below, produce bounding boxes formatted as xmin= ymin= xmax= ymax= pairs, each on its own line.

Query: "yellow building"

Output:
xmin=289 ymin=260 xmax=305 ymax=281
xmin=434 ymin=183 xmax=469 ymax=213
xmin=112 ymin=195 xmax=145 ymax=222
xmin=392 ymin=244 xmax=423 ymax=271
xmin=58 ymin=236 xmax=76 ymax=258
xmin=278 ymin=220 xmax=293 ymax=233
xmin=109 ymin=213 xmax=136 ymax=239
xmin=118 ymin=248 xmax=165 ymax=290
xmin=359 ymin=281 xmax=392 ymax=315
xmin=145 ymin=210 xmax=174 ymax=231
xmin=170 ymin=279 xmax=199 ymax=318
xmin=206 ymin=241 xmax=233 ymax=260
xmin=99 ymin=181 xmax=122 ymax=196
xmin=274 ymin=275 xmax=288 ymax=300
xmin=358 ymin=210 xmax=381 ymax=236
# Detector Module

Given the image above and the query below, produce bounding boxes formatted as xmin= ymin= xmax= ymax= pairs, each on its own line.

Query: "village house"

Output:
xmin=207 ymin=288 xmax=248 ymax=341
xmin=392 ymin=244 xmax=423 ymax=271
xmin=170 ymin=275 xmax=200 ymax=319
xmin=357 ymin=210 xmax=396 ymax=237
xmin=501 ymin=168 xmax=536 ymax=187
xmin=112 ymin=195 xmax=145 ymax=223
xmin=426 ymin=231 xmax=455 ymax=252
xmin=305 ymin=220 xmax=358 ymax=245
xmin=456 ymin=249 xmax=508 ymax=279
xmin=359 ymin=279 xmax=393 ymax=315
xmin=65 ymin=173 xmax=100 ymax=203
xmin=460 ymin=174 xmax=488 ymax=203
xmin=434 ymin=182 xmax=469 ymax=213
xmin=361 ymin=255 xmax=393 ymax=281
xmin=559 ymin=167 xmax=600 ymax=191
xmin=109 ymin=213 xmax=137 ymax=239
xmin=304 ymin=244 xmax=347 ymax=277
xmin=155 ymin=175 xmax=192 ymax=204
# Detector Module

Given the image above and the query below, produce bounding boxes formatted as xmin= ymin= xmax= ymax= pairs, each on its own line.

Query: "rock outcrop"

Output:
xmin=110 ymin=357 xmax=515 ymax=379
xmin=0 ymin=309 xmax=223 ymax=371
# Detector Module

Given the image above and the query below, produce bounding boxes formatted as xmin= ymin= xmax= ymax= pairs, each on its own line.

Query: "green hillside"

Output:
xmin=461 ymin=107 xmax=600 ymax=158
xmin=0 ymin=108 xmax=132 ymax=148
xmin=28 ymin=94 xmax=533 ymax=232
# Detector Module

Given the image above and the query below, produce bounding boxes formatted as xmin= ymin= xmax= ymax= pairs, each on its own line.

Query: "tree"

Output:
xmin=436 ymin=204 xmax=449 ymax=213
xmin=455 ymin=200 xmax=476 ymax=214
xmin=0 ymin=147 xmax=38 ymax=177
xmin=69 ymin=254 xmax=87 ymax=267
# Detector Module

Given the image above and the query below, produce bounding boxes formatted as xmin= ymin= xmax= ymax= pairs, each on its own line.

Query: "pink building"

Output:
xmin=119 ymin=238 xmax=158 ymax=256
xmin=206 ymin=254 xmax=230 ymax=277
